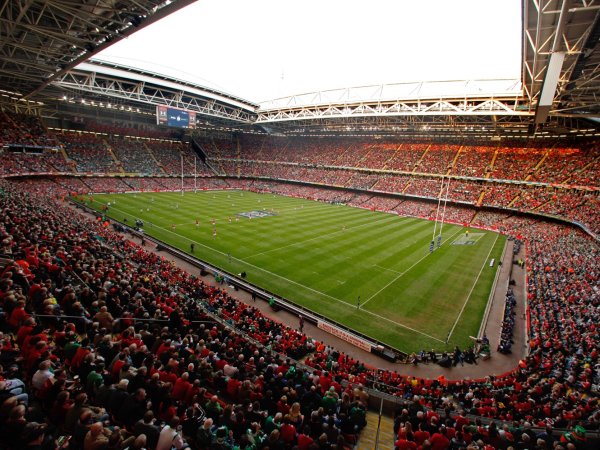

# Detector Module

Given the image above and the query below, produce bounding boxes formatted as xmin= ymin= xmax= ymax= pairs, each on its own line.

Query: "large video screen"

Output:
xmin=156 ymin=106 xmax=196 ymax=129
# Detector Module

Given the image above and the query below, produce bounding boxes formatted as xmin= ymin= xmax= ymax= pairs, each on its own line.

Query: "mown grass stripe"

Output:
xmin=87 ymin=190 xmax=505 ymax=352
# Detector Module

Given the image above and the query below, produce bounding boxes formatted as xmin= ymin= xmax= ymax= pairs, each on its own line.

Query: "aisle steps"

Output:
xmin=355 ymin=411 xmax=395 ymax=449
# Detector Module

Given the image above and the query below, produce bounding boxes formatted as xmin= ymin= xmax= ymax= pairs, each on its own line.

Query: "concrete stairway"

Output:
xmin=355 ymin=411 xmax=395 ymax=449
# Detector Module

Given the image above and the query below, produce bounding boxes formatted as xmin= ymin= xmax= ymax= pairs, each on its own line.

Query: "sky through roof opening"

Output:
xmin=93 ymin=0 xmax=522 ymax=104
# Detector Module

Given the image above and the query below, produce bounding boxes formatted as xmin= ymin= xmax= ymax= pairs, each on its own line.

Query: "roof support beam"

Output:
xmin=534 ymin=0 xmax=570 ymax=124
xmin=24 ymin=0 xmax=197 ymax=99
xmin=535 ymin=50 xmax=566 ymax=123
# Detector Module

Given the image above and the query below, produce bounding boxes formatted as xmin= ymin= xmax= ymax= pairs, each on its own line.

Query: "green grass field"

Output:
xmin=82 ymin=190 xmax=505 ymax=353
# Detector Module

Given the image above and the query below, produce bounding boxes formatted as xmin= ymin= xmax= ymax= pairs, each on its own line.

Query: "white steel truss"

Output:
xmin=523 ymin=0 xmax=600 ymax=117
xmin=256 ymin=98 xmax=530 ymax=124
xmin=259 ymin=80 xmax=523 ymax=111
xmin=0 ymin=0 xmax=195 ymax=98
xmin=51 ymin=66 xmax=256 ymax=123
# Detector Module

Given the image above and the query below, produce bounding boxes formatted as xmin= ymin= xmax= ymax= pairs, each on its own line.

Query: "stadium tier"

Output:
xmin=1 ymin=0 xmax=599 ymax=448
xmin=4 ymin=124 xmax=597 ymax=234
xmin=1 ymin=116 xmax=599 ymax=448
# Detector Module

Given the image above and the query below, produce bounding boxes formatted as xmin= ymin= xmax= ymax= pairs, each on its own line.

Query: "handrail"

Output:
xmin=374 ymin=396 xmax=384 ymax=449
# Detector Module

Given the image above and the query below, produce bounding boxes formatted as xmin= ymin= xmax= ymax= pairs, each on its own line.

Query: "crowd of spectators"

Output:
xmin=0 ymin=170 xmax=597 ymax=450
xmin=403 ymin=178 xmax=448 ymax=199
xmin=529 ymin=147 xmax=592 ymax=185
xmin=491 ymin=147 xmax=547 ymax=181
xmin=1 ymin=177 xmax=233 ymax=200
xmin=2 ymin=118 xmax=598 ymax=234
xmin=3 ymin=119 xmax=598 ymax=184
xmin=56 ymin=132 xmax=119 ymax=174
xmin=0 ymin=180 xmax=371 ymax=450
xmin=383 ymin=144 xmax=430 ymax=172
xmin=144 ymin=142 xmax=207 ymax=176
xmin=429 ymin=205 xmax=476 ymax=226
xmin=446 ymin=181 xmax=481 ymax=205
xmin=343 ymin=193 xmax=373 ymax=208
xmin=331 ymin=142 xmax=373 ymax=168
xmin=392 ymin=200 xmax=436 ymax=220
xmin=389 ymin=399 xmax=587 ymax=450
xmin=470 ymin=211 xmax=512 ymax=231
xmin=569 ymin=196 xmax=600 ymax=234
xmin=416 ymin=144 xmax=460 ymax=175
xmin=343 ymin=172 xmax=380 ymax=190
xmin=1 ymin=127 xmax=210 ymax=179
xmin=0 ymin=113 xmax=59 ymax=148
xmin=356 ymin=142 xmax=399 ymax=170
xmin=0 ymin=151 xmax=70 ymax=176
xmin=372 ymin=174 xmax=412 ymax=194
xmin=109 ymin=138 xmax=161 ymax=175
xmin=348 ymin=196 xmax=403 ymax=213
xmin=195 ymin=137 xmax=236 ymax=161
xmin=6 ymin=178 xmax=83 ymax=198
xmin=452 ymin=146 xmax=495 ymax=178
xmin=497 ymin=287 xmax=517 ymax=355
xmin=78 ymin=178 xmax=134 ymax=194
xmin=0 ymin=112 xmax=22 ymax=146
xmin=141 ymin=141 xmax=178 ymax=175
xmin=481 ymin=185 xmax=520 ymax=209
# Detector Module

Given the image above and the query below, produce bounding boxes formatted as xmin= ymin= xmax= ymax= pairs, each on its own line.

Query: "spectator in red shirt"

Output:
xmin=280 ymin=416 xmax=297 ymax=444
xmin=414 ymin=423 xmax=431 ymax=447
xmin=430 ymin=426 xmax=450 ymax=450
xmin=171 ymin=372 xmax=191 ymax=402
xmin=396 ymin=438 xmax=417 ymax=450
xmin=297 ymin=426 xmax=314 ymax=450
xmin=8 ymin=300 xmax=29 ymax=329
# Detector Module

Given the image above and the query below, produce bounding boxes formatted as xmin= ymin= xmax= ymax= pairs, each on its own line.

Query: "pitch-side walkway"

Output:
xmin=78 ymin=203 xmax=527 ymax=381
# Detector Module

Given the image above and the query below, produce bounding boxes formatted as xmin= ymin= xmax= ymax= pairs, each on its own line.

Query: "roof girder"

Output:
xmin=524 ymin=0 xmax=600 ymax=119
xmin=52 ymin=69 xmax=256 ymax=123
xmin=0 ymin=0 xmax=196 ymax=99
xmin=256 ymin=98 xmax=529 ymax=124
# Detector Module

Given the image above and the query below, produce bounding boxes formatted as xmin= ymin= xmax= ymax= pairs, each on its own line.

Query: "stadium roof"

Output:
xmin=0 ymin=0 xmax=598 ymax=138
xmin=0 ymin=0 xmax=195 ymax=98
xmin=523 ymin=0 xmax=600 ymax=122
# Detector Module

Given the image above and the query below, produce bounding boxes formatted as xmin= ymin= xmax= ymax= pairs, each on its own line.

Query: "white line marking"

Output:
xmin=451 ymin=232 xmax=485 ymax=246
xmin=373 ymin=264 xmax=402 ymax=274
xmin=360 ymin=227 xmax=463 ymax=308
xmin=446 ymin=233 xmax=499 ymax=342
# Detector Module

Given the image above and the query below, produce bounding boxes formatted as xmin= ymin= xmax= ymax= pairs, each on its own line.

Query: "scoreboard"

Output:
xmin=156 ymin=105 xmax=196 ymax=129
